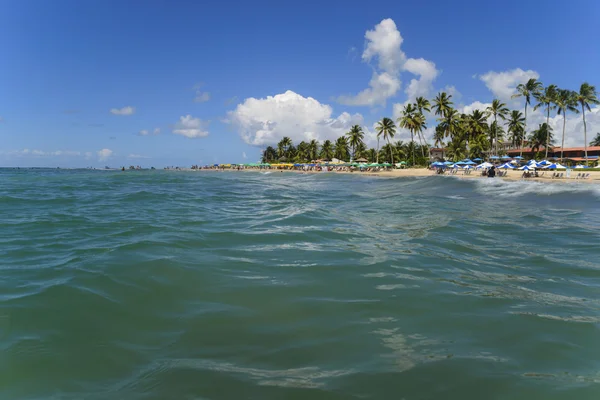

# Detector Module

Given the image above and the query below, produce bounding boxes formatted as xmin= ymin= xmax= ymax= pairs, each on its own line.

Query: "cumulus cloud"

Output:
xmin=227 ymin=90 xmax=364 ymax=146
xmin=173 ymin=115 xmax=209 ymax=138
xmin=337 ymin=18 xmax=439 ymax=106
xmin=97 ymin=148 xmax=113 ymax=161
xmin=110 ymin=106 xmax=135 ymax=115
xmin=478 ymin=68 xmax=540 ymax=103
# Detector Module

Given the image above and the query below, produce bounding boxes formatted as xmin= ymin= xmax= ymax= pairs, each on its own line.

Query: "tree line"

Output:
xmin=262 ymin=81 xmax=598 ymax=164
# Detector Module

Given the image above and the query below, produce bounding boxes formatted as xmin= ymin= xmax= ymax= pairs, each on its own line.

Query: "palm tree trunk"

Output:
xmin=411 ymin=131 xmax=415 ymax=165
xmin=388 ymin=138 xmax=394 ymax=165
xmin=520 ymin=104 xmax=527 ymax=158
xmin=545 ymin=106 xmax=550 ymax=159
xmin=561 ymin=113 xmax=566 ymax=160
xmin=417 ymin=132 xmax=426 ymax=159
xmin=494 ymin=114 xmax=498 ymax=156
xmin=583 ymin=106 xmax=588 ymax=164
xmin=376 ymin=138 xmax=380 ymax=164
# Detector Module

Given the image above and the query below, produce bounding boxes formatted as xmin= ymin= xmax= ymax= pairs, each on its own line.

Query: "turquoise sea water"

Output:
xmin=1 ymin=168 xmax=600 ymax=399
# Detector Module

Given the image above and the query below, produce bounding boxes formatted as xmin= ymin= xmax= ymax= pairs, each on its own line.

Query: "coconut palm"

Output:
xmin=529 ymin=123 xmax=554 ymax=155
xmin=534 ymin=84 xmax=558 ymax=159
xmin=438 ymin=108 xmax=461 ymax=141
xmin=296 ymin=141 xmax=309 ymax=162
xmin=574 ymin=83 xmax=600 ymax=162
xmin=468 ymin=133 xmax=490 ymax=159
xmin=307 ymin=139 xmax=319 ymax=161
xmin=365 ymin=148 xmax=377 ymax=163
xmin=262 ymin=146 xmax=277 ymax=163
xmin=486 ymin=99 xmax=509 ymax=156
xmin=320 ymin=140 xmax=334 ymax=160
xmin=446 ymin=137 xmax=467 ymax=162
xmin=277 ymin=136 xmax=293 ymax=158
xmin=334 ymin=136 xmax=350 ymax=161
xmin=433 ymin=92 xmax=453 ymax=118
xmin=346 ymin=125 xmax=365 ymax=161
xmin=590 ymin=133 xmax=600 ymax=147
xmin=375 ymin=117 xmax=397 ymax=165
xmin=512 ymin=78 xmax=543 ymax=156
xmin=354 ymin=141 xmax=367 ymax=159
xmin=554 ymin=89 xmax=579 ymax=160
xmin=507 ymin=110 xmax=525 ymax=148
xmin=465 ymin=110 xmax=488 ymax=144
xmin=412 ymin=112 xmax=427 ymax=159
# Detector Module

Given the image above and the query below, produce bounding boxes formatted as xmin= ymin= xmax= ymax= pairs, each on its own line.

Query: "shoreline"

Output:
xmin=178 ymin=167 xmax=600 ymax=184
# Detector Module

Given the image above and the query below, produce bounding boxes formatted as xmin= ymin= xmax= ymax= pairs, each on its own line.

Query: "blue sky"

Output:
xmin=1 ymin=0 xmax=599 ymax=167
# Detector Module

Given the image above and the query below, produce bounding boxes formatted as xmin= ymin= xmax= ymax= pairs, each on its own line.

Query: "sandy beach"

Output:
xmin=185 ymin=167 xmax=600 ymax=184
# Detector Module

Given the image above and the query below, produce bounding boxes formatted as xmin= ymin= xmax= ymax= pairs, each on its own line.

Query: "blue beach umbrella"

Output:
xmin=489 ymin=155 xmax=500 ymax=160
xmin=514 ymin=156 xmax=523 ymax=159
xmin=501 ymin=155 xmax=511 ymax=159
xmin=473 ymin=158 xmax=482 ymax=161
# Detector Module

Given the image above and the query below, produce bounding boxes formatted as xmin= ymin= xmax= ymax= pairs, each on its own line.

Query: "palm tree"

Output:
xmin=296 ymin=141 xmax=309 ymax=162
xmin=512 ymin=78 xmax=543 ymax=157
xmin=529 ymin=123 xmax=554 ymax=156
xmin=446 ymin=137 xmax=467 ymax=162
xmin=307 ymin=139 xmax=320 ymax=161
xmin=375 ymin=117 xmax=397 ymax=165
xmin=346 ymin=125 xmax=365 ymax=161
xmin=334 ymin=136 xmax=350 ymax=161
xmin=468 ymin=133 xmax=490 ymax=159
xmin=433 ymin=92 xmax=453 ymax=118
xmin=412 ymin=112 xmax=427 ymax=159
xmin=465 ymin=110 xmax=488 ymax=144
xmin=438 ymin=108 xmax=461 ymax=143
xmin=320 ymin=140 xmax=334 ymax=160
xmin=574 ymin=83 xmax=600 ymax=162
xmin=486 ymin=99 xmax=509 ymax=156
xmin=365 ymin=148 xmax=377 ymax=163
xmin=590 ymin=133 xmax=600 ymax=147
xmin=354 ymin=142 xmax=367 ymax=159
xmin=398 ymin=104 xmax=416 ymax=164
xmin=534 ymin=84 xmax=558 ymax=159
xmin=262 ymin=146 xmax=277 ymax=163
xmin=277 ymin=136 xmax=293 ymax=158
xmin=507 ymin=110 xmax=525 ymax=149
xmin=554 ymin=89 xmax=579 ymax=160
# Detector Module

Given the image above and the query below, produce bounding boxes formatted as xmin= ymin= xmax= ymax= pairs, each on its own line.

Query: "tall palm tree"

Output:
xmin=438 ymin=108 xmax=460 ymax=141
xmin=512 ymin=78 xmax=543 ymax=157
xmin=262 ymin=146 xmax=277 ymax=162
xmin=574 ymin=83 xmax=600 ymax=162
xmin=365 ymin=148 xmax=377 ymax=163
xmin=507 ymin=110 xmax=525 ymax=149
xmin=446 ymin=137 xmax=467 ymax=162
xmin=320 ymin=140 xmax=334 ymax=160
xmin=433 ymin=92 xmax=453 ymax=118
xmin=334 ymin=136 xmax=350 ymax=161
xmin=415 ymin=96 xmax=431 ymax=114
xmin=412 ymin=112 xmax=427 ymax=160
xmin=354 ymin=142 xmax=367 ymax=159
xmin=465 ymin=110 xmax=489 ymax=144
xmin=375 ymin=117 xmax=397 ymax=165
xmin=277 ymin=136 xmax=293 ymax=158
xmin=346 ymin=125 xmax=365 ymax=161
xmin=590 ymin=133 xmax=600 ymax=147
xmin=529 ymin=123 xmax=554 ymax=156
xmin=398 ymin=104 xmax=416 ymax=164
xmin=554 ymin=89 xmax=579 ymax=160
xmin=486 ymin=99 xmax=509 ymax=156
xmin=534 ymin=84 xmax=558 ymax=159
xmin=307 ymin=139 xmax=320 ymax=161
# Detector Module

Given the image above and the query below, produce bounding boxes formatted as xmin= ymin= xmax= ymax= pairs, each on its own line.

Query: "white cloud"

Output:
xmin=128 ymin=154 xmax=149 ymax=159
xmin=227 ymin=90 xmax=364 ymax=146
xmin=443 ymin=85 xmax=461 ymax=101
xmin=242 ymin=151 xmax=247 ymax=159
xmin=173 ymin=115 xmax=209 ymax=138
xmin=478 ymin=68 xmax=540 ymax=103
xmin=194 ymin=91 xmax=211 ymax=103
xmin=139 ymin=127 xmax=160 ymax=136
xmin=337 ymin=72 xmax=401 ymax=106
xmin=97 ymin=148 xmax=113 ymax=161
xmin=403 ymin=58 xmax=439 ymax=101
xmin=337 ymin=18 xmax=439 ymax=107
xmin=362 ymin=18 xmax=406 ymax=75
xmin=5 ymin=149 xmax=82 ymax=157
xmin=110 ymin=106 xmax=135 ymax=116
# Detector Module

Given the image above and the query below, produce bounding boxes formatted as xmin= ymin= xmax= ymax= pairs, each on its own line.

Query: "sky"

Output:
xmin=1 ymin=0 xmax=599 ymax=167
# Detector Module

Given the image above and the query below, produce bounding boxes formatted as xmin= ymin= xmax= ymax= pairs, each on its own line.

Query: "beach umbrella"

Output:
xmin=381 ymin=163 xmax=392 ymax=167
xmin=574 ymin=164 xmax=588 ymax=169
xmin=501 ymin=155 xmax=511 ymax=159
xmin=489 ymin=155 xmax=500 ymax=159
xmin=477 ymin=162 xmax=493 ymax=169
xmin=498 ymin=163 xmax=515 ymax=169
xmin=518 ymin=165 xmax=535 ymax=170
xmin=464 ymin=165 xmax=472 ymax=169
xmin=473 ymin=158 xmax=482 ymax=161
xmin=543 ymin=163 xmax=567 ymax=169
xmin=355 ymin=157 xmax=368 ymax=163
xmin=464 ymin=161 xmax=476 ymax=165
xmin=443 ymin=161 xmax=454 ymax=165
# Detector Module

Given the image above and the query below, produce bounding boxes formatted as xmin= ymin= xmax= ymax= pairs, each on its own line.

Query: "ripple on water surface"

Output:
xmin=1 ymin=169 xmax=600 ymax=399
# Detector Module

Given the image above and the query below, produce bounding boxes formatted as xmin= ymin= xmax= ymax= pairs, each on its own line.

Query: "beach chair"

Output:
xmin=584 ymin=173 xmax=590 ymax=179
xmin=575 ymin=172 xmax=581 ymax=179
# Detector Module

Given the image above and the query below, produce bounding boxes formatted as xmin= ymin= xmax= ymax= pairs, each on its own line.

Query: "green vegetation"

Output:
xmin=262 ymin=81 xmax=599 ymax=165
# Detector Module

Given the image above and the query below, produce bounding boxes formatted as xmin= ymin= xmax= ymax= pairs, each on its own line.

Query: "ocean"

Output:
xmin=1 ymin=168 xmax=600 ymax=399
